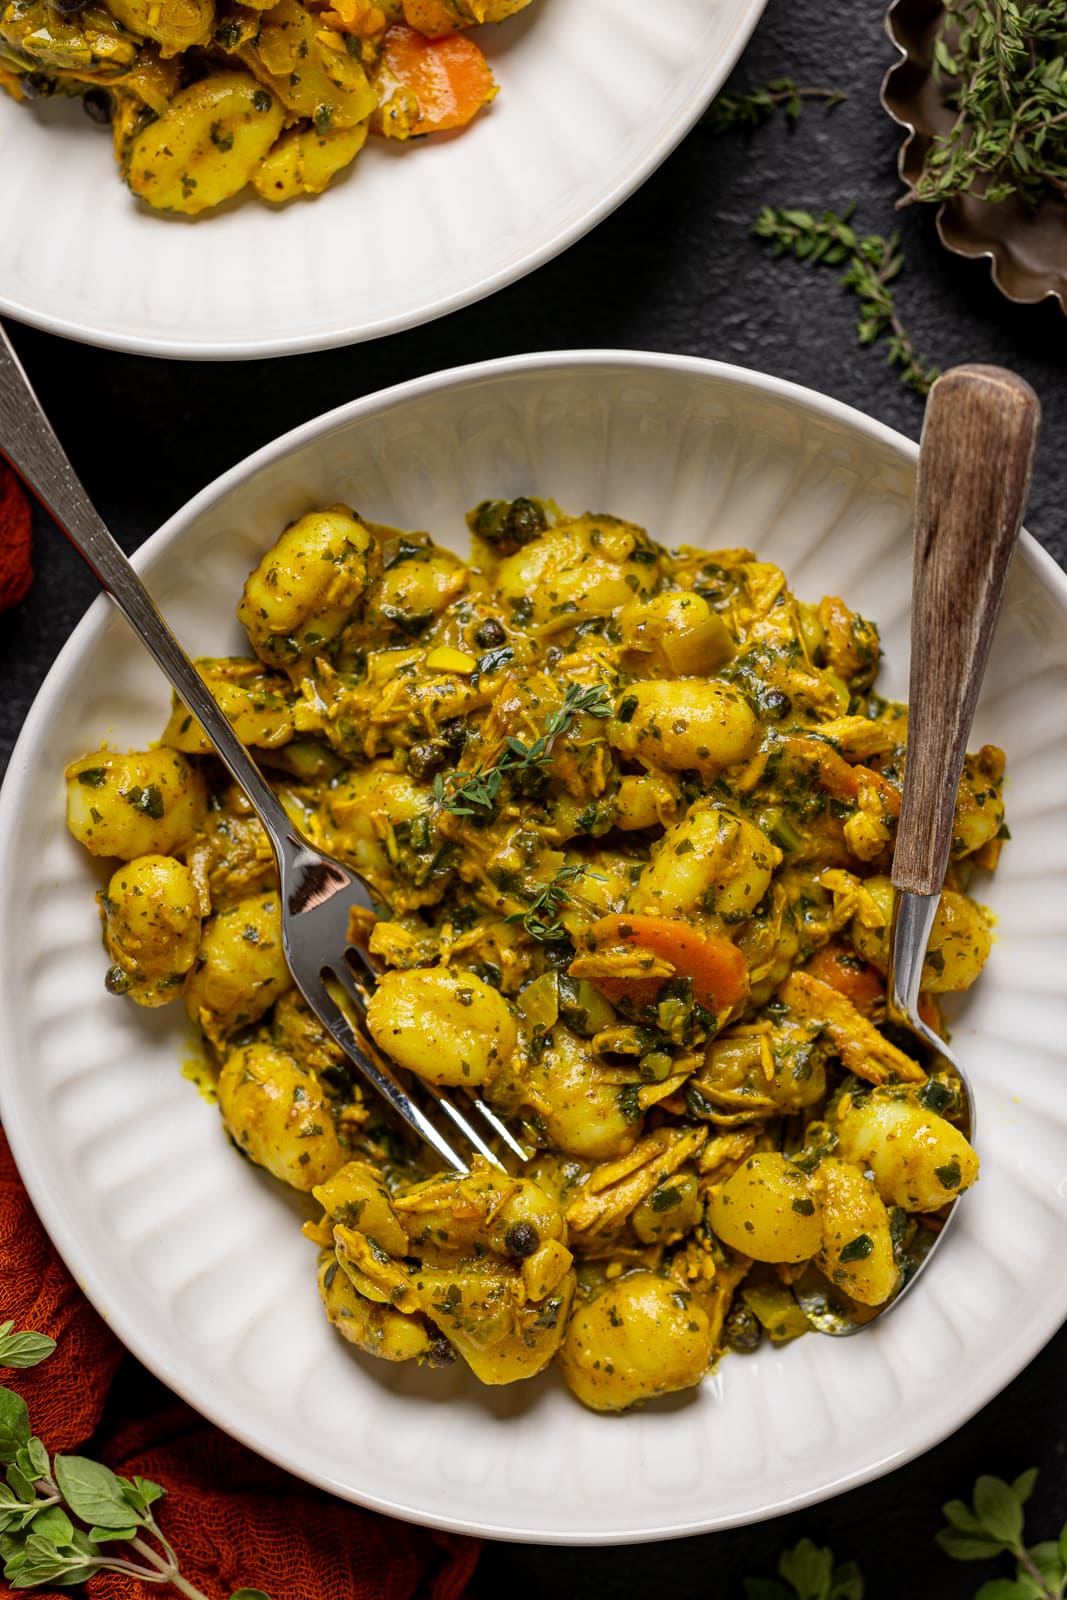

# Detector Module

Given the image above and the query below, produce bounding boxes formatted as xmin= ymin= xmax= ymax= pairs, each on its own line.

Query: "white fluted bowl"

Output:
xmin=2 ymin=352 xmax=1066 ymax=1543
xmin=0 ymin=0 xmax=765 ymax=359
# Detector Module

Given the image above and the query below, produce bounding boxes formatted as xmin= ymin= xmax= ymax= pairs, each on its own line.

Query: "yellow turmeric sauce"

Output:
xmin=65 ymin=496 xmax=1003 ymax=1410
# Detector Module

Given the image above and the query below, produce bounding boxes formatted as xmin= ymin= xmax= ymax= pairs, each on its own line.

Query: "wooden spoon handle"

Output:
xmin=892 ymin=364 xmax=1040 ymax=897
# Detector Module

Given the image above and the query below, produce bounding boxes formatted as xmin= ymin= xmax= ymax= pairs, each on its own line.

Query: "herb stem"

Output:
xmin=1012 ymin=1539 xmax=1059 ymax=1598
xmin=703 ymin=77 xmax=845 ymax=134
xmin=130 ymin=1534 xmax=214 ymax=1599
xmin=143 ymin=1512 xmax=183 ymax=1572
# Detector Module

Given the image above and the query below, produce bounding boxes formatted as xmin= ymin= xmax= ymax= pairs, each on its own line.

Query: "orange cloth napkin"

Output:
xmin=0 ymin=1126 xmax=480 ymax=1600
xmin=0 ymin=461 xmax=33 ymax=611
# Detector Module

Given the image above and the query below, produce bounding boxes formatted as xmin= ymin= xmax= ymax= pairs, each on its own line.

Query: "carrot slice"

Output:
xmin=377 ymin=23 xmax=497 ymax=133
xmin=585 ymin=915 xmax=750 ymax=1015
xmin=783 ymin=736 xmax=901 ymax=816
xmin=804 ymin=943 xmax=884 ymax=1014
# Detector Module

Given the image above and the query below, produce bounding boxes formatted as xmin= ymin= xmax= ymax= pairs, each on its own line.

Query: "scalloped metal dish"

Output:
xmin=882 ymin=0 xmax=1067 ymax=313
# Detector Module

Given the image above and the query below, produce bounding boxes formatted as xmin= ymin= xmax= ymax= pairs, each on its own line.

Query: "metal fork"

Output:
xmin=0 ymin=322 xmax=525 ymax=1174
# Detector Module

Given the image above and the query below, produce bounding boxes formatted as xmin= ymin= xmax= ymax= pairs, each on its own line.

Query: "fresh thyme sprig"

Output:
xmin=432 ymin=683 xmax=614 ymax=819
xmin=505 ymin=863 xmax=604 ymax=944
xmin=752 ymin=204 xmax=940 ymax=395
xmin=908 ymin=0 xmax=1067 ymax=210
xmin=702 ymin=77 xmax=845 ymax=135
xmin=0 ymin=1323 xmax=268 ymax=1597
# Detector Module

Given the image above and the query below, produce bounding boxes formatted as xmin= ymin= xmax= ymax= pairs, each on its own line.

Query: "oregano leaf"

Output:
xmin=130 ymin=1474 xmax=166 ymax=1510
xmin=53 ymin=1456 xmax=148 ymax=1531
xmin=941 ymin=1498 xmax=985 ymax=1533
xmin=87 ymin=1524 xmax=140 ymax=1543
xmin=6 ymin=1464 xmax=34 ymax=1504
xmin=27 ymin=1504 xmax=73 ymax=1546
xmin=0 ymin=1332 xmax=56 ymax=1371
xmin=778 ymin=1537 xmax=835 ymax=1599
xmin=935 ymin=1527 xmax=1011 ymax=1561
xmin=0 ymin=1391 xmax=30 ymax=1464
xmin=829 ymin=1561 xmax=865 ymax=1600
xmin=973 ymin=1475 xmax=1025 ymax=1545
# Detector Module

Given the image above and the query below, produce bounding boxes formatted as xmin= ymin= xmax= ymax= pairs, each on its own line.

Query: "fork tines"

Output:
xmin=308 ymin=950 xmax=527 ymax=1173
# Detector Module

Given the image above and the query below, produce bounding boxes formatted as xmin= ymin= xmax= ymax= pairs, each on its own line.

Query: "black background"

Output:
xmin=2 ymin=0 xmax=1066 ymax=1594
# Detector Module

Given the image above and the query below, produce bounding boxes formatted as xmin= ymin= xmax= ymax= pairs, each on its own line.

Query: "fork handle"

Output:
xmin=892 ymin=364 xmax=1040 ymax=897
xmin=0 ymin=322 xmax=295 ymax=851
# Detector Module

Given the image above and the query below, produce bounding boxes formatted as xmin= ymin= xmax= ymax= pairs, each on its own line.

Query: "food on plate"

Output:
xmin=64 ymin=496 xmax=1004 ymax=1411
xmin=0 ymin=0 xmax=535 ymax=214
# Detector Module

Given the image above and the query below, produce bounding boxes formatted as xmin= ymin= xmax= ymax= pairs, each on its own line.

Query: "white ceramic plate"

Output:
xmin=0 ymin=0 xmax=765 ymax=359
xmin=3 ymin=353 xmax=1067 ymax=1544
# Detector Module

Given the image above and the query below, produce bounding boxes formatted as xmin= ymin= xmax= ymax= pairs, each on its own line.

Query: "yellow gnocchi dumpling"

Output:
xmin=125 ymin=72 xmax=285 ymax=215
xmin=66 ymin=747 xmax=205 ymax=860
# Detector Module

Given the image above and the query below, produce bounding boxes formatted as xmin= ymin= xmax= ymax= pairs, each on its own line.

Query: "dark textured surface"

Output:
xmin=2 ymin=0 xmax=1066 ymax=1592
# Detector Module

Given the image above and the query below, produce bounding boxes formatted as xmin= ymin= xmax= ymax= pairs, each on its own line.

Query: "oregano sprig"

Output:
xmin=936 ymin=1468 xmax=1067 ymax=1598
xmin=745 ymin=1467 xmax=1067 ymax=1599
xmin=0 ymin=1325 xmax=269 ymax=1598
xmin=703 ymin=78 xmax=845 ymax=135
xmin=752 ymin=204 xmax=940 ymax=395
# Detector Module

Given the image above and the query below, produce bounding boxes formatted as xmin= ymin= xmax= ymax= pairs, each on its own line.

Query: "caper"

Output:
xmin=761 ymin=687 xmax=792 ymax=720
xmin=439 ymin=718 xmax=467 ymax=762
xmin=105 ymin=964 xmax=132 ymax=995
xmin=21 ymin=72 xmax=58 ymax=98
xmin=81 ymin=87 xmax=112 ymax=124
xmin=724 ymin=1303 xmax=762 ymax=1353
xmin=506 ymin=497 xmax=548 ymax=545
xmin=468 ymin=497 xmax=547 ymax=552
xmin=504 ymin=1221 xmax=540 ymax=1258
xmin=427 ymin=1333 xmax=457 ymax=1367
xmin=406 ymin=742 xmax=444 ymax=781
xmin=473 ymin=617 xmax=506 ymax=649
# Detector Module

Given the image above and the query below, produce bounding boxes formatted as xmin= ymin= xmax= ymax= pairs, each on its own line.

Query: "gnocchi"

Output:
xmin=1 ymin=0 xmax=537 ymax=211
xmin=65 ymin=495 xmax=997 ymax=1413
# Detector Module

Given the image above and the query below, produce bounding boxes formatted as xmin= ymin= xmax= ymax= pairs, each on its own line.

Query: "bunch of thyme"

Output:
xmin=912 ymin=0 xmax=1067 ymax=209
